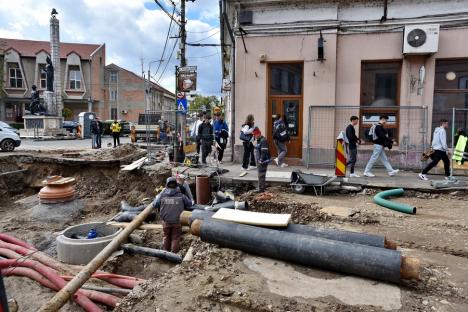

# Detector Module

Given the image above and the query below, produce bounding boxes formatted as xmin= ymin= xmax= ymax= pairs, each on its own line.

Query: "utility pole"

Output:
xmin=180 ymin=0 xmax=187 ymax=67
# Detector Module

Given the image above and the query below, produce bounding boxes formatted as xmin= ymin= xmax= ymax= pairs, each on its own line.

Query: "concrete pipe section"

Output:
xmin=57 ymin=222 xmax=122 ymax=265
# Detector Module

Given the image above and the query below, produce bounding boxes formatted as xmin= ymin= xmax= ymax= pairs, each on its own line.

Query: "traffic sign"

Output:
xmin=177 ymin=97 xmax=187 ymax=114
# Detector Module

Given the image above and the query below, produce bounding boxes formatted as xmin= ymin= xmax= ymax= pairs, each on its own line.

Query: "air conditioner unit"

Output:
xmin=403 ymin=24 xmax=439 ymax=55
xmin=121 ymin=110 xmax=128 ymax=114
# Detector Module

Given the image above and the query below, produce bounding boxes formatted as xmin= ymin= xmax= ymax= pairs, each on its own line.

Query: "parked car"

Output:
xmin=0 ymin=125 xmax=21 ymax=152
xmin=0 ymin=121 xmax=20 ymax=135
xmin=63 ymin=121 xmax=80 ymax=135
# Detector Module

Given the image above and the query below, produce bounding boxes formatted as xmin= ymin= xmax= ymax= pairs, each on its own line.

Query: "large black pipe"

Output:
xmin=189 ymin=201 xmax=248 ymax=212
xmin=193 ymin=220 xmax=404 ymax=283
xmin=121 ymin=244 xmax=182 ymax=263
xmin=186 ymin=210 xmax=395 ymax=249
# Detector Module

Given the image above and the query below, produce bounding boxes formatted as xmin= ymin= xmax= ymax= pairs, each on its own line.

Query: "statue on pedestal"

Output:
xmin=29 ymin=85 xmax=46 ymax=115
xmin=43 ymin=56 xmax=54 ymax=92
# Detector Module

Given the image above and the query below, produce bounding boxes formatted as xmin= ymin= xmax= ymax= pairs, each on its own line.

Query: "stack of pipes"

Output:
xmin=181 ymin=210 xmax=420 ymax=283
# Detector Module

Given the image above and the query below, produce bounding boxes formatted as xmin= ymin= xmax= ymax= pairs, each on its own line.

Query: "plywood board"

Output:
xmin=212 ymin=208 xmax=290 ymax=227
xmin=121 ymin=157 xmax=146 ymax=171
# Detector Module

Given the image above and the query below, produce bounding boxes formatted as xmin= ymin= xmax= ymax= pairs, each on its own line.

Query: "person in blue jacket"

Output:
xmin=213 ymin=113 xmax=229 ymax=163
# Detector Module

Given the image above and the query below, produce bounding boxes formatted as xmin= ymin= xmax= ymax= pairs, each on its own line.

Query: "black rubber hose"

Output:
xmin=120 ymin=200 xmax=146 ymax=212
xmin=114 ymin=211 xmax=157 ymax=222
xmin=121 ymin=244 xmax=182 ymax=263
xmin=197 ymin=220 xmax=402 ymax=283
xmin=188 ymin=211 xmax=387 ymax=249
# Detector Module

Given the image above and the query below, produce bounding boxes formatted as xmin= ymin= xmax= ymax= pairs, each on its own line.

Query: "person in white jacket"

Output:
xmin=191 ymin=112 xmax=205 ymax=156
xmin=419 ymin=119 xmax=451 ymax=180
xmin=240 ymin=114 xmax=257 ymax=171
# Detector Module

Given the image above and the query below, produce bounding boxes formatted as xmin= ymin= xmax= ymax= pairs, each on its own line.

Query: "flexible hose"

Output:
xmin=0 ymin=239 xmax=144 ymax=287
xmin=1 ymin=267 xmax=119 ymax=307
xmin=0 ymin=259 xmax=102 ymax=312
xmin=373 ymin=188 xmax=417 ymax=214
xmin=0 ymin=233 xmax=37 ymax=251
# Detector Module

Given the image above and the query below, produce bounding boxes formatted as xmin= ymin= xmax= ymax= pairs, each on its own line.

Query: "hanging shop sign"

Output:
xmin=178 ymin=66 xmax=197 ymax=92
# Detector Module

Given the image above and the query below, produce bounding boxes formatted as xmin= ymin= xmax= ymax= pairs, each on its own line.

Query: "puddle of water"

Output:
xmin=244 ymin=256 xmax=402 ymax=311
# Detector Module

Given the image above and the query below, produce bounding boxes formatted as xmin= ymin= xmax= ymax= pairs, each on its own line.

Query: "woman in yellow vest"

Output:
xmin=110 ymin=120 xmax=121 ymax=148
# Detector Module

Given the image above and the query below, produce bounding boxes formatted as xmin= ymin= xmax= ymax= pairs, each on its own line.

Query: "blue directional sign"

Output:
xmin=177 ymin=97 xmax=187 ymax=114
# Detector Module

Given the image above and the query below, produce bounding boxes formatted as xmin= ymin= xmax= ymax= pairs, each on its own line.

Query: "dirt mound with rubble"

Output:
xmin=79 ymin=144 xmax=142 ymax=160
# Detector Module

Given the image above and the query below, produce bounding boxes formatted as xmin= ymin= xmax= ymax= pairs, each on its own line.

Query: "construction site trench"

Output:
xmin=0 ymin=145 xmax=467 ymax=311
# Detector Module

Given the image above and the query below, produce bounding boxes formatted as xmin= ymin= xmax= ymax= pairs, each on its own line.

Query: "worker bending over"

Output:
xmin=152 ymin=177 xmax=192 ymax=253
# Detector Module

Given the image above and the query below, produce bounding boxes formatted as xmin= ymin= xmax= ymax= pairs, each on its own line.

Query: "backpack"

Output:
xmin=366 ymin=124 xmax=378 ymax=142
xmin=274 ymin=121 xmax=290 ymax=142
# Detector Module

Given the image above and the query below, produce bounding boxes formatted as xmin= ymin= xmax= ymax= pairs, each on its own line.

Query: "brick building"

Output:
xmin=105 ymin=63 xmax=175 ymax=123
xmin=0 ymin=38 xmax=106 ymax=124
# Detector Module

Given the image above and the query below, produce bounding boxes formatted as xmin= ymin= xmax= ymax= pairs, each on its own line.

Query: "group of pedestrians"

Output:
xmin=89 ymin=118 xmax=122 ymax=149
xmin=191 ymin=112 xmax=229 ymax=165
xmin=344 ymin=115 xmax=452 ymax=181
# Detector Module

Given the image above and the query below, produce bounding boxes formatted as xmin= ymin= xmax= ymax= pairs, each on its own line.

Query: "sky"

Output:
xmin=0 ymin=0 xmax=222 ymax=96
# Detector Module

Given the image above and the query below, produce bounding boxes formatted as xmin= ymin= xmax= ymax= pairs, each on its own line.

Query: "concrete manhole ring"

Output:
xmin=57 ymin=222 xmax=122 ymax=265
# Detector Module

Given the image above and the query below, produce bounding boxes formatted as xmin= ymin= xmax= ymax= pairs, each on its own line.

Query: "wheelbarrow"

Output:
xmin=290 ymin=170 xmax=336 ymax=196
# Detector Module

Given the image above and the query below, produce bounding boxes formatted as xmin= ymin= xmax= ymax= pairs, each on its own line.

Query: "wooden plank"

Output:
xmin=212 ymin=208 xmax=291 ymax=227
xmin=107 ymin=222 xmax=189 ymax=232
xmin=121 ymin=157 xmax=146 ymax=171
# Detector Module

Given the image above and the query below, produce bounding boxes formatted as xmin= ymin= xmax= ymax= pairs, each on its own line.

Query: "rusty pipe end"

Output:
xmin=180 ymin=211 xmax=192 ymax=226
xmin=190 ymin=219 xmax=203 ymax=237
xmin=400 ymin=256 xmax=420 ymax=280
xmin=384 ymin=238 xmax=397 ymax=250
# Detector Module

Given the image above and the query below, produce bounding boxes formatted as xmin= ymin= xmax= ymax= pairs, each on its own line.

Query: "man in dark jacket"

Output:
xmin=197 ymin=114 xmax=214 ymax=165
xmin=345 ymin=116 xmax=361 ymax=177
xmin=364 ymin=116 xmax=399 ymax=177
xmin=90 ymin=117 xmax=103 ymax=149
xmin=253 ymin=127 xmax=270 ymax=192
xmin=272 ymin=114 xmax=289 ymax=167
xmin=152 ymin=177 xmax=192 ymax=253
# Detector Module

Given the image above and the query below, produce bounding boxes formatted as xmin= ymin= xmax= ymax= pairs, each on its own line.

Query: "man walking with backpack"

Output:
xmin=419 ymin=119 xmax=451 ymax=181
xmin=272 ymin=114 xmax=289 ymax=167
xmin=197 ymin=114 xmax=214 ymax=165
xmin=363 ymin=115 xmax=399 ymax=177
xmin=345 ymin=116 xmax=361 ymax=177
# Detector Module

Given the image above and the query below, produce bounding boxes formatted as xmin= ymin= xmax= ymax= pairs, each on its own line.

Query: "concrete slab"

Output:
xmin=244 ymin=256 xmax=402 ymax=311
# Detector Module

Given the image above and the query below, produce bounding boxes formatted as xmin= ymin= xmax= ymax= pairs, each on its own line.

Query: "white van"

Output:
xmin=0 ymin=122 xmax=21 ymax=152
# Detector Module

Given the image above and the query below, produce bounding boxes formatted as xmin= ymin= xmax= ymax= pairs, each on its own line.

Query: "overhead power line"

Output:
xmin=187 ymin=30 xmax=220 ymax=44
xmin=157 ymin=36 xmax=179 ymax=83
xmin=154 ymin=0 xmax=181 ymax=26
xmin=186 ymin=26 xmax=220 ymax=33
xmin=153 ymin=5 xmax=177 ymax=77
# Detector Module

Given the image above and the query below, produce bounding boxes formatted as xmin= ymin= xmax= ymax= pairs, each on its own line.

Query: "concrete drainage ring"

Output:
xmin=56 ymin=222 xmax=122 ymax=265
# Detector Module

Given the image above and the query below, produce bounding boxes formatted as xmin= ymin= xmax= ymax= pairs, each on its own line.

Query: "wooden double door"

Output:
xmin=267 ymin=97 xmax=303 ymax=158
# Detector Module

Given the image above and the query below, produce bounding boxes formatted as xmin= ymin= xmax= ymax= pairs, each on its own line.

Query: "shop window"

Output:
xmin=360 ymin=61 xmax=401 ymax=143
xmin=433 ymin=59 xmax=468 ymax=132
xmin=38 ymin=64 xmax=46 ymax=89
xmin=68 ymin=66 xmax=82 ymax=90
xmin=8 ymin=63 xmax=23 ymax=88
xmin=270 ymin=63 xmax=303 ymax=96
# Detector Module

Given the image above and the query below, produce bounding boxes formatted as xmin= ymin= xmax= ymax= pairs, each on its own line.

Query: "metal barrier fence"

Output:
xmin=306 ymin=106 xmax=429 ymax=170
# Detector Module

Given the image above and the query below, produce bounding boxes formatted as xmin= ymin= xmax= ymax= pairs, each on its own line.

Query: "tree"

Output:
xmin=188 ymin=95 xmax=220 ymax=112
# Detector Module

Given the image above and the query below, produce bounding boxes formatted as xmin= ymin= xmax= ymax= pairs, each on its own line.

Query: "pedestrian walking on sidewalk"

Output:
xmin=198 ymin=114 xmax=214 ymax=165
xmin=253 ymin=127 xmax=271 ymax=192
xmin=272 ymin=114 xmax=289 ymax=167
xmin=213 ymin=113 xmax=229 ymax=163
xmin=419 ymin=119 xmax=451 ymax=181
xmin=240 ymin=114 xmax=256 ymax=171
xmin=110 ymin=119 xmax=121 ymax=148
xmin=363 ymin=116 xmax=399 ymax=177
xmin=345 ymin=116 xmax=361 ymax=177
xmin=90 ymin=117 xmax=103 ymax=149
xmin=191 ymin=112 xmax=204 ymax=158
xmin=152 ymin=177 xmax=192 ymax=253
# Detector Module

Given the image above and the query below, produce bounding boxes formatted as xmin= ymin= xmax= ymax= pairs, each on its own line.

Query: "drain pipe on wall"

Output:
xmin=37 ymin=203 xmax=155 ymax=312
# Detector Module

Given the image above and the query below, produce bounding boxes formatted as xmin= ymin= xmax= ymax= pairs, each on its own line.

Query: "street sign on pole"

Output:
xmin=177 ymin=97 xmax=187 ymax=114
xmin=178 ymin=66 xmax=197 ymax=92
